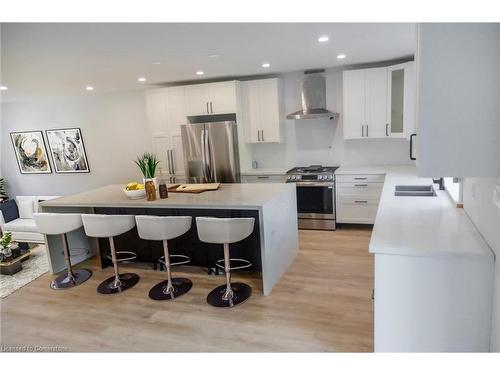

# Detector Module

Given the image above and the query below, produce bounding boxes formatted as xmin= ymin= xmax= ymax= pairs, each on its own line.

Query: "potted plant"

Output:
xmin=134 ymin=153 xmax=160 ymax=191
xmin=0 ymin=231 xmax=24 ymax=275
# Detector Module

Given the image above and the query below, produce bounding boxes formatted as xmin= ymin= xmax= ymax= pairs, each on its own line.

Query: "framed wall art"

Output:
xmin=10 ymin=131 xmax=52 ymax=174
xmin=45 ymin=128 xmax=90 ymax=173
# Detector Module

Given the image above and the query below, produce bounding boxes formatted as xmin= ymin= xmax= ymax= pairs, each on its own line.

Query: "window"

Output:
xmin=444 ymin=177 xmax=462 ymax=206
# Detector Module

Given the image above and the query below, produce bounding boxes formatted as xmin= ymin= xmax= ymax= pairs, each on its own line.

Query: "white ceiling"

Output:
xmin=0 ymin=23 xmax=416 ymax=101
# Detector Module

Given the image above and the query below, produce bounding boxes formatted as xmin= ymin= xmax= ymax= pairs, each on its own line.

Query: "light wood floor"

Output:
xmin=0 ymin=228 xmax=374 ymax=352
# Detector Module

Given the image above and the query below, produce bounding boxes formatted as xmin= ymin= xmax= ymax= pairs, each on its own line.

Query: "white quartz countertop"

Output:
xmin=40 ymin=183 xmax=295 ymax=210
xmin=367 ymin=166 xmax=493 ymax=259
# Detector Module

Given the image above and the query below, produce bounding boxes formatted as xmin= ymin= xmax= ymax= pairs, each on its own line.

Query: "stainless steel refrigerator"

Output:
xmin=181 ymin=114 xmax=240 ymax=183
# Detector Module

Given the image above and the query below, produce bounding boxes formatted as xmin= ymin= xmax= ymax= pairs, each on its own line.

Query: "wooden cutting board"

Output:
xmin=167 ymin=183 xmax=221 ymax=194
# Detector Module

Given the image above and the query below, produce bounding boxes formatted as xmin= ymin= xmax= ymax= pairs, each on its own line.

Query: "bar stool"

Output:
xmin=33 ymin=213 xmax=92 ymax=290
xmin=81 ymin=214 xmax=140 ymax=294
xmin=135 ymin=215 xmax=193 ymax=301
xmin=196 ymin=217 xmax=254 ymax=308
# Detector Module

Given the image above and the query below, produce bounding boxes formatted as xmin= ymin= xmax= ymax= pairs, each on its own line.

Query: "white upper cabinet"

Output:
xmin=416 ymin=23 xmax=499 ymax=177
xmin=365 ymin=67 xmax=388 ymax=139
xmin=145 ymin=86 xmax=188 ymax=176
xmin=342 ymin=70 xmax=366 ymax=139
xmin=144 ymin=88 xmax=169 ymax=137
xmin=166 ymin=86 xmax=187 ymax=136
xmin=343 ymin=62 xmax=415 ymax=140
xmin=241 ymin=78 xmax=284 ymax=143
xmin=185 ymin=81 xmax=238 ymax=115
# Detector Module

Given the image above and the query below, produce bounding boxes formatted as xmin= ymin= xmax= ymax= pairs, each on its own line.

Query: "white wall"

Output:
xmin=1 ymin=90 xmax=151 ymax=196
xmin=246 ymin=69 xmax=414 ymax=170
xmin=463 ymin=178 xmax=500 ymax=351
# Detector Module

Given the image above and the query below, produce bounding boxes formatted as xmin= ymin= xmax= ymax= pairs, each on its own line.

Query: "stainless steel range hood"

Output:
xmin=286 ymin=69 xmax=339 ymax=120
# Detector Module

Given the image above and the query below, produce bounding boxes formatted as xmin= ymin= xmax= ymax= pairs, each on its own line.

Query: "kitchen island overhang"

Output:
xmin=39 ymin=183 xmax=299 ymax=296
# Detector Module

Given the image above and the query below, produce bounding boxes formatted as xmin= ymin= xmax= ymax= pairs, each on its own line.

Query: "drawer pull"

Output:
xmin=354 ymin=200 xmax=368 ymax=204
xmin=354 ymin=177 xmax=368 ymax=180
xmin=354 ymin=184 xmax=368 ymax=187
xmin=257 ymin=176 xmax=270 ymax=179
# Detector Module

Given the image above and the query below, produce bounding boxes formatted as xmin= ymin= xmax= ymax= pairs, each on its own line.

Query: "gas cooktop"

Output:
xmin=286 ymin=165 xmax=339 ymax=174
xmin=286 ymin=165 xmax=339 ymax=182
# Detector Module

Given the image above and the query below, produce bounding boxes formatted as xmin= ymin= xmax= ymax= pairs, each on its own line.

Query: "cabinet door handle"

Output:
xmin=355 ymin=200 xmax=368 ymax=204
xmin=261 ymin=130 xmax=264 ymax=142
xmin=210 ymin=102 xmax=213 ymax=114
xmin=354 ymin=184 xmax=368 ymax=187
xmin=386 ymin=123 xmax=389 ymax=137
xmin=410 ymin=133 xmax=417 ymax=160
xmin=257 ymin=130 xmax=260 ymax=142
xmin=366 ymin=124 xmax=369 ymax=137
xmin=361 ymin=125 xmax=364 ymax=137
xmin=206 ymin=102 xmax=209 ymax=114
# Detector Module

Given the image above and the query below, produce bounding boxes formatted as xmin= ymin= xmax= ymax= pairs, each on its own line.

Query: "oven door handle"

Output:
xmin=295 ymin=182 xmax=334 ymax=187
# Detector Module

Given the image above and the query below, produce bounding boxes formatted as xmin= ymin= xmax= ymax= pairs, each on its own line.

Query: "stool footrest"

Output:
xmin=216 ymin=258 xmax=252 ymax=271
xmin=107 ymin=251 xmax=137 ymax=262
xmin=159 ymin=254 xmax=191 ymax=267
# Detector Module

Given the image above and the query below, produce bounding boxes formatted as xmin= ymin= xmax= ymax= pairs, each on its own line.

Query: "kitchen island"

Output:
xmin=40 ymin=183 xmax=299 ymax=295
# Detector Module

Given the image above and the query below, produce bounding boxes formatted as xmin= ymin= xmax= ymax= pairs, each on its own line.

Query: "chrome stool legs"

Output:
xmin=149 ymin=240 xmax=192 ymax=301
xmin=50 ymin=233 xmax=92 ymax=290
xmin=97 ymin=237 xmax=140 ymax=294
xmin=207 ymin=243 xmax=252 ymax=308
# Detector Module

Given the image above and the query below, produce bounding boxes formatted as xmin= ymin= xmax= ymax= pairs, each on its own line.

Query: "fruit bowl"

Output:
xmin=123 ymin=188 xmax=146 ymax=200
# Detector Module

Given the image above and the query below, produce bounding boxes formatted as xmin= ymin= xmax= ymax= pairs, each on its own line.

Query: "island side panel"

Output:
xmin=260 ymin=184 xmax=299 ymax=296
xmin=40 ymin=206 xmax=98 ymax=274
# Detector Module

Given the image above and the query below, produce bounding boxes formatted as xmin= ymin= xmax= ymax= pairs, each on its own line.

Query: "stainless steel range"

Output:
xmin=286 ymin=165 xmax=339 ymax=230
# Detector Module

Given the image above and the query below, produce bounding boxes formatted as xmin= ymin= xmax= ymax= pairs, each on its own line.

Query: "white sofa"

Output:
xmin=0 ymin=196 xmax=60 ymax=244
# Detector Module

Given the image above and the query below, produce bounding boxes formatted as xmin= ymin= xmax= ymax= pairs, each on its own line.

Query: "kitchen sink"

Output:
xmin=394 ymin=185 xmax=437 ymax=197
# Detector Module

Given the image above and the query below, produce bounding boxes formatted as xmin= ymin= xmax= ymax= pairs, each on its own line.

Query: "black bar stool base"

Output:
xmin=97 ymin=273 xmax=140 ymax=294
xmin=149 ymin=278 xmax=193 ymax=301
xmin=207 ymin=282 xmax=252 ymax=308
xmin=50 ymin=269 xmax=93 ymax=290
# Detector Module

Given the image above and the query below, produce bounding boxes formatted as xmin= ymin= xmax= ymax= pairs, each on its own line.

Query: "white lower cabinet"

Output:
xmin=374 ymin=253 xmax=493 ymax=352
xmin=336 ymin=174 xmax=384 ymax=224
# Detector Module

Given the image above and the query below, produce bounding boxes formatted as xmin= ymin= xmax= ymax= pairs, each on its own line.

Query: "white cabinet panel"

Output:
xmin=185 ymin=81 xmax=238 ymax=116
xmin=241 ymin=78 xmax=284 ymax=144
xmin=343 ymin=69 xmax=366 ymax=139
xmin=208 ymin=81 xmax=237 ymax=114
xmin=416 ymin=23 xmax=500 ymax=177
xmin=145 ymin=88 xmax=168 ymax=137
xmin=185 ymin=84 xmax=210 ymax=115
xmin=166 ymin=86 xmax=187 ymax=136
xmin=365 ymin=67 xmax=388 ymax=139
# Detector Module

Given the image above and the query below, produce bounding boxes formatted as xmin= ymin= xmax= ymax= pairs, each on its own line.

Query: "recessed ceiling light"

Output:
xmin=0 ymin=86 xmax=7 ymax=91
xmin=262 ymin=63 xmax=271 ymax=68
xmin=208 ymin=54 xmax=220 ymax=58
xmin=138 ymin=77 xmax=147 ymax=82
xmin=151 ymin=61 xmax=162 ymax=65
xmin=337 ymin=54 xmax=347 ymax=59
xmin=318 ymin=36 xmax=329 ymax=43
xmin=196 ymin=71 xmax=204 ymax=75
xmin=85 ymin=86 xmax=94 ymax=91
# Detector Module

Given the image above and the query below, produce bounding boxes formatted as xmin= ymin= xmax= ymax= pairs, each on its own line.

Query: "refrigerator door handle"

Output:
xmin=169 ymin=149 xmax=175 ymax=175
xmin=166 ymin=149 xmax=172 ymax=174
xmin=201 ymin=128 xmax=212 ymax=182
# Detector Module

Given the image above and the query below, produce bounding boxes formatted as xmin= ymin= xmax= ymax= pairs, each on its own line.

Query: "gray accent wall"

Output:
xmin=1 ymin=90 xmax=151 ymax=197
